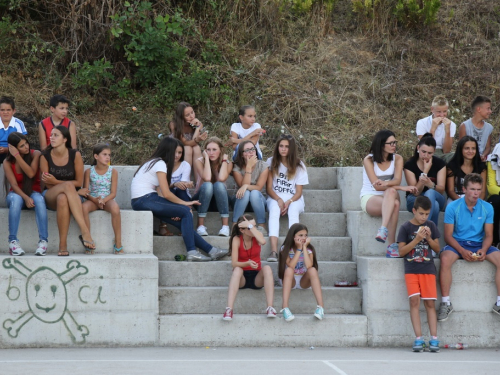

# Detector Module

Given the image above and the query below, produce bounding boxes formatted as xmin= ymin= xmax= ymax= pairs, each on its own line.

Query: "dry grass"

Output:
xmin=1 ymin=0 xmax=500 ymax=166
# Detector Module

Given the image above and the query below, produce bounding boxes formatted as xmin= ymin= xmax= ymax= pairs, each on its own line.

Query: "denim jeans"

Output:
xmin=131 ymin=193 xmax=212 ymax=253
xmin=6 ymin=191 xmax=48 ymax=242
xmin=231 ymin=190 xmax=266 ymax=224
xmin=192 ymin=182 xmax=229 ymax=218
xmin=161 ymin=188 xmax=191 ymax=226
xmin=406 ymin=189 xmax=445 ymax=226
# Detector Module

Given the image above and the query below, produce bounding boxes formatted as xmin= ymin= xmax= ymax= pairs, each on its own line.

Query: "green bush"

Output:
xmin=69 ymin=59 xmax=115 ymax=95
xmin=353 ymin=0 xmax=441 ymax=29
xmin=110 ymin=1 xmax=219 ymax=107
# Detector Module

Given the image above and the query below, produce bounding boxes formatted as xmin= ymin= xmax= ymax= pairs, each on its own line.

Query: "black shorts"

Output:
xmin=240 ymin=270 xmax=263 ymax=290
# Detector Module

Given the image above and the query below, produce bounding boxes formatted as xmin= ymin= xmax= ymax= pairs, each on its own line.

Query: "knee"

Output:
xmin=213 ymin=181 xmax=226 ymax=192
xmin=409 ymin=296 xmax=420 ymax=308
xmin=233 ymin=267 xmax=243 ymax=276
xmin=201 ymin=182 xmax=213 ymax=193
xmin=284 ymin=267 xmax=294 ymax=278
xmin=7 ymin=194 xmax=23 ymax=209
xmin=56 ymin=193 xmax=69 ymax=207
xmin=110 ymin=203 xmax=121 ymax=215
xmin=262 ymin=265 xmax=273 ymax=276
xmin=423 ymin=300 xmax=435 ymax=309
xmin=439 ymin=253 xmax=454 ymax=269
xmin=307 ymin=267 xmax=319 ymax=278
xmin=385 ymin=187 xmax=397 ymax=197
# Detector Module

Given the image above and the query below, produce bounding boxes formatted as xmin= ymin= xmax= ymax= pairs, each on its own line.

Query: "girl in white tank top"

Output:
xmin=360 ymin=130 xmax=417 ymax=258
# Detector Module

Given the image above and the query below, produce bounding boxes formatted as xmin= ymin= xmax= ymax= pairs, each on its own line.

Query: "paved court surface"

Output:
xmin=0 ymin=347 xmax=499 ymax=375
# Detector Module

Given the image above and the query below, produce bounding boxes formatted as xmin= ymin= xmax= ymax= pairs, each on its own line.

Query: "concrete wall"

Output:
xmin=357 ymin=257 xmax=500 ymax=347
xmin=0 ymin=255 xmax=158 ymax=348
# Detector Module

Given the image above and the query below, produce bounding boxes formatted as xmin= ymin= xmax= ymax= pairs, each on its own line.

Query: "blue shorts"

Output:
xmin=442 ymin=240 xmax=499 ymax=258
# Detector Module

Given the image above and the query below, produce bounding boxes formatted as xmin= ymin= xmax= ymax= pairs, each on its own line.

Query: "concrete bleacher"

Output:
xmin=0 ymin=166 xmax=499 ymax=348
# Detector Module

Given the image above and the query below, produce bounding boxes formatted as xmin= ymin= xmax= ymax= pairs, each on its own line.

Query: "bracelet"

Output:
xmin=288 ymin=198 xmax=294 ymax=203
xmin=13 ymin=153 xmax=19 ymax=157
xmin=245 ymin=171 xmax=252 ymax=174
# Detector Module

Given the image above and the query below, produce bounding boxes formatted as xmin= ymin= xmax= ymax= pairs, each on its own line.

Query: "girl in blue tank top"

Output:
xmin=80 ymin=143 xmax=123 ymax=254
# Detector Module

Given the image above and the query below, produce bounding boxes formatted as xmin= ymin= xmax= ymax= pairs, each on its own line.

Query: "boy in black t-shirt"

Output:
xmin=397 ymin=196 xmax=441 ymax=352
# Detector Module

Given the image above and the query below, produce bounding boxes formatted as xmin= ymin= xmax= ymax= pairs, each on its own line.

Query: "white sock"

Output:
xmin=442 ymin=296 xmax=450 ymax=305
xmin=497 ymin=296 xmax=500 ymax=306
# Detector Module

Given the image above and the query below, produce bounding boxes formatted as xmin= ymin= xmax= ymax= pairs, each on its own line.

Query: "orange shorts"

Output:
xmin=404 ymin=274 xmax=437 ymax=300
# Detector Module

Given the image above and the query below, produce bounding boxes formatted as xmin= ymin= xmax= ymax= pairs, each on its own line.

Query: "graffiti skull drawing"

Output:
xmin=2 ymin=258 xmax=90 ymax=344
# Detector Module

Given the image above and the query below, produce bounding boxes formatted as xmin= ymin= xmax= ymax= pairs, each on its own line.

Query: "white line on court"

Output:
xmin=0 ymin=359 xmax=499 ymax=364
xmin=322 ymin=361 xmax=348 ymax=375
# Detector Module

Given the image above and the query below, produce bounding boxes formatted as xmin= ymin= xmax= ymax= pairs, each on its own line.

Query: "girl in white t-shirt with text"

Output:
xmin=230 ymin=105 xmax=265 ymax=160
xmin=266 ymin=135 xmax=308 ymax=262
xmin=158 ymin=138 xmax=194 ymax=236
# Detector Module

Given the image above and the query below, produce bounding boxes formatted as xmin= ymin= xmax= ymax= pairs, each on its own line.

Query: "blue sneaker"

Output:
xmin=280 ymin=307 xmax=295 ymax=322
xmin=314 ymin=306 xmax=324 ymax=320
xmin=429 ymin=339 xmax=440 ymax=352
xmin=386 ymin=243 xmax=400 ymax=258
xmin=412 ymin=338 xmax=425 ymax=352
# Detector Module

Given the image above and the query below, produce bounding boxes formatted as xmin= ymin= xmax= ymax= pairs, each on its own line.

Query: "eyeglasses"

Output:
xmin=280 ymin=134 xmax=294 ymax=140
xmin=243 ymin=147 xmax=256 ymax=153
xmin=385 ymin=141 xmax=398 ymax=146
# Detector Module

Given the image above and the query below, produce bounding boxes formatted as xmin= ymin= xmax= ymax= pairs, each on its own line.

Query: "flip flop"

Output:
xmin=79 ymin=235 xmax=96 ymax=252
xmin=58 ymin=250 xmax=69 ymax=257
xmin=159 ymin=223 xmax=174 ymax=236
xmin=114 ymin=244 xmax=124 ymax=255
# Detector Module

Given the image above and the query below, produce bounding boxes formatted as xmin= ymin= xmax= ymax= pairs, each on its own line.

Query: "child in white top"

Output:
xmin=278 ymin=223 xmax=324 ymax=321
xmin=266 ymin=135 xmax=308 ymax=262
xmin=158 ymin=139 xmax=194 ymax=236
xmin=230 ymin=105 xmax=264 ymax=160
xmin=80 ymin=143 xmax=123 ymax=254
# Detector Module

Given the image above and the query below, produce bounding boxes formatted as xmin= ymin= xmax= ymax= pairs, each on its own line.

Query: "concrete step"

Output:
xmin=154 ymin=212 xmax=346 ymax=237
xmin=0 ymin=209 xmax=153 ymax=255
xmin=159 ymin=286 xmax=362 ymax=314
xmin=357 ymin=256 xmax=500 ymax=347
xmin=347 ymin=211 xmax=446 ymax=260
xmin=0 ymin=254 xmax=158 ymax=348
xmin=158 ymin=314 xmax=367 ymax=347
xmin=158 ymin=261 xmax=357 ymax=287
xmin=96 ymin=166 xmax=338 ymax=210
xmin=153 ymin=236 xmax=352 ymax=261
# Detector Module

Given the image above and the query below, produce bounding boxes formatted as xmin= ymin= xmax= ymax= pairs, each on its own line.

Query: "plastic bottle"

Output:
xmin=174 ymin=254 xmax=186 ymax=261
xmin=444 ymin=343 xmax=468 ymax=349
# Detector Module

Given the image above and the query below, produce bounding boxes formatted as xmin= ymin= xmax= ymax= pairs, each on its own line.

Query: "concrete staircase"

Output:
xmin=153 ymin=167 xmax=367 ymax=347
xmin=1 ymin=166 xmax=499 ymax=348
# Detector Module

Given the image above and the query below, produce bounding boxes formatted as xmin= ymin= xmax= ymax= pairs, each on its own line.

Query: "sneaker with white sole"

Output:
xmin=209 ymin=247 xmax=229 ymax=261
xmin=281 ymin=307 xmax=295 ymax=322
xmin=187 ymin=251 xmax=211 ymax=262
xmin=218 ymin=226 xmax=230 ymax=237
xmin=314 ymin=305 xmax=324 ymax=320
xmin=196 ymin=225 xmax=209 ymax=236
xmin=35 ymin=240 xmax=48 ymax=256
xmin=266 ymin=306 xmax=277 ymax=318
xmin=222 ymin=307 xmax=233 ymax=321
xmin=9 ymin=240 xmax=25 ymax=256
xmin=412 ymin=338 xmax=425 ymax=352
xmin=375 ymin=226 xmax=388 ymax=243
xmin=386 ymin=243 xmax=400 ymax=258
xmin=429 ymin=338 xmax=440 ymax=352
xmin=492 ymin=303 xmax=500 ymax=316
xmin=437 ymin=302 xmax=453 ymax=322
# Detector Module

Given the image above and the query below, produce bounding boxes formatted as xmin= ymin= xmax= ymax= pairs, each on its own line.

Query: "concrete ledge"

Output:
xmin=0 ymin=209 xmax=153 ymax=255
xmin=154 ymin=212 xmax=346 ymax=237
xmin=337 ymin=167 xmax=407 ymax=212
xmin=347 ymin=211 xmax=445 ymax=259
xmin=158 ymin=314 xmax=367 ymax=347
xmin=0 ymin=255 xmax=158 ymax=348
xmin=158 ymin=261 xmax=357 ymax=287
xmin=159 ymin=286 xmax=362 ymax=314
xmin=357 ymin=256 xmax=500 ymax=347
xmin=153 ymin=236 xmax=352 ymax=262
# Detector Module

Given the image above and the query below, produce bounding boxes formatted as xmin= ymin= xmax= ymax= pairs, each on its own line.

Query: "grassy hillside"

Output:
xmin=0 ymin=0 xmax=499 ymax=166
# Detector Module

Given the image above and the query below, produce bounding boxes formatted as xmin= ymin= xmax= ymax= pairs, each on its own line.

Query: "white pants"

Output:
xmin=267 ymin=198 xmax=305 ymax=238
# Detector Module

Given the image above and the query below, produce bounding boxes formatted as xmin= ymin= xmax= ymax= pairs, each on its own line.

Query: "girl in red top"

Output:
xmin=3 ymin=132 xmax=48 ymax=256
xmin=222 ymin=214 xmax=276 ymax=321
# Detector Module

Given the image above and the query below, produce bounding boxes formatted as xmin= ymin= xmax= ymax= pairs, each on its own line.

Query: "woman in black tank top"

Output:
xmin=40 ymin=125 xmax=95 ymax=256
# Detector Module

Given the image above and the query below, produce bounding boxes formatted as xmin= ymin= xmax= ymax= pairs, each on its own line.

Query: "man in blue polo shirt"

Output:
xmin=438 ymin=173 xmax=500 ymax=321
xmin=0 ymin=96 xmax=27 ymax=163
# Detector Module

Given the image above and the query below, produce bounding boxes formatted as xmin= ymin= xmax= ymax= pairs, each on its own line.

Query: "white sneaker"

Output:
xmin=9 ymin=240 xmax=25 ymax=256
xmin=266 ymin=306 xmax=277 ymax=318
xmin=35 ymin=240 xmax=48 ymax=256
xmin=196 ymin=225 xmax=208 ymax=236
xmin=218 ymin=226 xmax=230 ymax=237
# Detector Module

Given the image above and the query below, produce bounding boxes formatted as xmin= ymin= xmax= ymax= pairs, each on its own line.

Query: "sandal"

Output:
xmin=159 ymin=223 xmax=174 ymax=236
xmin=79 ymin=235 xmax=96 ymax=253
xmin=58 ymin=250 xmax=69 ymax=257
xmin=114 ymin=244 xmax=124 ymax=255
xmin=267 ymin=251 xmax=278 ymax=262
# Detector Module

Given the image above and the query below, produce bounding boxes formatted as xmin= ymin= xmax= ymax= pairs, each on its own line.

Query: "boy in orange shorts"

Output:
xmin=397 ymin=196 xmax=441 ymax=352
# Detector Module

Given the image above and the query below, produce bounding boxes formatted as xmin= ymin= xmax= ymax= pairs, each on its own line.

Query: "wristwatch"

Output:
xmin=247 ymin=224 xmax=254 ymax=230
